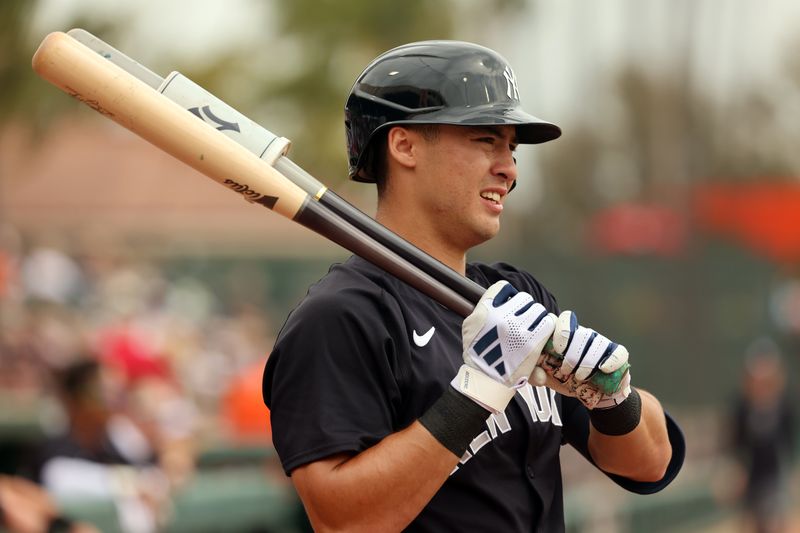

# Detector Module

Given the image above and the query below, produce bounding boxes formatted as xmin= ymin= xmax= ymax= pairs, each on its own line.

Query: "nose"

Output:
xmin=493 ymin=146 xmax=517 ymax=187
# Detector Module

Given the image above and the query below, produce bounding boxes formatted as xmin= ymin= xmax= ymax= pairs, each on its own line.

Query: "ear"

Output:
xmin=386 ymin=126 xmax=418 ymax=170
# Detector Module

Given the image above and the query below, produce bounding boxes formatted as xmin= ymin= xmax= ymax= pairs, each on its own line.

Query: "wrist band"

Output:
xmin=589 ymin=388 xmax=642 ymax=436
xmin=419 ymin=386 xmax=490 ymax=457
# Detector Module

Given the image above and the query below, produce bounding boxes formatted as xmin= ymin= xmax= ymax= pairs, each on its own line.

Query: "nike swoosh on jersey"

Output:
xmin=413 ymin=326 xmax=436 ymax=347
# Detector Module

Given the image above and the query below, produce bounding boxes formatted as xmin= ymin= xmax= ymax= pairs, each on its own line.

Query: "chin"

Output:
xmin=470 ymin=225 xmax=501 ymax=247
xmin=485 ymin=220 xmax=502 ymax=239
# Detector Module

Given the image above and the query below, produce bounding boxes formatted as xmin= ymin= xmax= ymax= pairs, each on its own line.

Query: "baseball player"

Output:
xmin=263 ymin=41 xmax=685 ymax=532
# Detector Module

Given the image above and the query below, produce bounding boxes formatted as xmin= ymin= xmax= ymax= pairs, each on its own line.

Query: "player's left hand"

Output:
xmin=534 ymin=310 xmax=631 ymax=410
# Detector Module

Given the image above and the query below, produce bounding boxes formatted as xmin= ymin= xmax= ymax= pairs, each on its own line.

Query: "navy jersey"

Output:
xmin=263 ymin=256 xmax=684 ymax=532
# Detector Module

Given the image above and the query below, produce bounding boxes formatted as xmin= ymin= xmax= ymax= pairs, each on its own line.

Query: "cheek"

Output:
xmin=441 ymin=151 xmax=479 ymax=184
xmin=417 ymin=146 xmax=485 ymax=210
xmin=450 ymin=161 xmax=486 ymax=202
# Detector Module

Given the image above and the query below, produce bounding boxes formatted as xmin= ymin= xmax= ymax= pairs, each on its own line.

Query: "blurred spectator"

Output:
xmin=729 ymin=338 xmax=797 ymax=533
xmin=0 ymin=475 xmax=99 ymax=533
xmin=96 ymin=322 xmax=199 ymax=489
xmin=1 ymin=237 xmax=284 ymax=528
xmin=35 ymin=358 xmax=170 ymax=533
xmin=20 ymin=245 xmax=84 ymax=306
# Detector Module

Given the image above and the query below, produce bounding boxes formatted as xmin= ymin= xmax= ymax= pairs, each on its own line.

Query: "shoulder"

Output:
xmin=263 ymin=256 xmax=412 ymax=417
xmin=268 ymin=256 xmax=409 ymax=365
xmin=288 ymin=256 xmax=403 ymax=321
xmin=467 ymin=261 xmax=559 ymax=313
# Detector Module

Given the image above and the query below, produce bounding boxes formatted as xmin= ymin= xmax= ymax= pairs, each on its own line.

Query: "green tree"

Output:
xmin=0 ymin=1 xmax=123 ymax=129
xmin=1 ymin=0 xmax=54 ymax=126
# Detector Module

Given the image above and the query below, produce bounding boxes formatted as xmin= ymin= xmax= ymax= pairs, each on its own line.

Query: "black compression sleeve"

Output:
xmin=589 ymin=388 xmax=642 ymax=436
xmin=419 ymin=387 xmax=490 ymax=457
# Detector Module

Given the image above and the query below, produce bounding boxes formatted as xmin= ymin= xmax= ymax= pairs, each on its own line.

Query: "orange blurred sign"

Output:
xmin=693 ymin=182 xmax=800 ymax=264
xmin=221 ymin=361 xmax=272 ymax=441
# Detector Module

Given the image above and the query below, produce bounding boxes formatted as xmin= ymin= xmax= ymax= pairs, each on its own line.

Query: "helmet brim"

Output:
xmin=351 ymin=105 xmax=561 ymax=183
xmin=414 ymin=105 xmax=562 ymax=144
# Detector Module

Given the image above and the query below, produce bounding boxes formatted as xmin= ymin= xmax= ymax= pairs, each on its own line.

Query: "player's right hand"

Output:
xmin=452 ymin=281 xmax=556 ymax=413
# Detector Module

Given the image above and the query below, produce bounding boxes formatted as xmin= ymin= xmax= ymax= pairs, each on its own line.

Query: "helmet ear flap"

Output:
xmin=358 ymin=130 xmax=387 ymax=185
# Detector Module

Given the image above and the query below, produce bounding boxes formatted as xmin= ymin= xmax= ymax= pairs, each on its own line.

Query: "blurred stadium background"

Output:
xmin=1 ymin=0 xmax=799 ymax=531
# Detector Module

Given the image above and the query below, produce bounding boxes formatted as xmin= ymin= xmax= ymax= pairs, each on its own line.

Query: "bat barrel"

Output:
xmin=32 ymin=31 xmax=308 ymax=221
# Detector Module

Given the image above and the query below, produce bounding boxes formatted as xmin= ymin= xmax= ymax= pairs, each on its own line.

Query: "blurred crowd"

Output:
xmin=0 ymin=223 xmax=280 ymax=532
xmin=1 ymin=220 xmax=798 ymax=532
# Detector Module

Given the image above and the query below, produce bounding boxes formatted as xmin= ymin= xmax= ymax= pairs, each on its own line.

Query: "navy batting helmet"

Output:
xmin=345 ymin=40 xmax=561 ymax=182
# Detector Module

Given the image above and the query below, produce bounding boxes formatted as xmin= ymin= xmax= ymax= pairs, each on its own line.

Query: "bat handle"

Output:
xmin=542 ymin=340 xmax=630 ymax=396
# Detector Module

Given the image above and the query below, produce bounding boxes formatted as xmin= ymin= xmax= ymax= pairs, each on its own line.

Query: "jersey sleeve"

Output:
xmin=263 ymin=283 xmax=407 ymax=475
xmin=560 ymin=396 xmax=685 ymax=494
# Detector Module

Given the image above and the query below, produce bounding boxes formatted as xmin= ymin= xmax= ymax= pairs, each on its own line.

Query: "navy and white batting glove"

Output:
xmin=454 ymin=281 xmax=556 ymax=413
xmin=541 ymin=310 xmax=631 ymax=410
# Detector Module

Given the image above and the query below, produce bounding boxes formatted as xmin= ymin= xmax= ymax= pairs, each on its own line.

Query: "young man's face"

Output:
xmin=411 ymin=124 xmax=518 ymax=250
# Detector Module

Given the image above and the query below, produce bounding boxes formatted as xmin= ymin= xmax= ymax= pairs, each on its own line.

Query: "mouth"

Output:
xmin=479 ymin=189 xmax=506 ymax=215
xmin=480 ymin=191 xmax=502 ymax=204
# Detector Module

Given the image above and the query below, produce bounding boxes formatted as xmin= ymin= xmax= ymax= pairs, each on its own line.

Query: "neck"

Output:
xmin=376 ymin=201 xmax=468 ymax=276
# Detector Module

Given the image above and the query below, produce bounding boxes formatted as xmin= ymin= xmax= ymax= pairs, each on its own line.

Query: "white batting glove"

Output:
xmin=453 ymin=281 xmax=556 ymax=413
xmin=537 ymin=310 xmax=631 ymax=409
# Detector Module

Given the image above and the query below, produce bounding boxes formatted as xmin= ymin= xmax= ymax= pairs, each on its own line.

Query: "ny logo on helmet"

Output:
xmin=503 ymin=66 xmax=520 ymax=101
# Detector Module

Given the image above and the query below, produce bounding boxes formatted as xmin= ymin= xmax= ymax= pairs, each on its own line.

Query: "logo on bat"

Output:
xmin=188 ymin=105 xmax=240 ymax=133
xmin=224 ymin=179 xmax=278 ymax=210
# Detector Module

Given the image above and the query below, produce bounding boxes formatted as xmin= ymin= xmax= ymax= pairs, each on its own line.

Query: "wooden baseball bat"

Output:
xmin=31 ymin=31 xmax=471 ymax=313
xmin=32 ymin=31 xmax=625 ymax=396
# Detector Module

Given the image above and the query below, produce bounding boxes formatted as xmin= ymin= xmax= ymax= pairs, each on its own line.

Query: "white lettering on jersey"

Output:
xmin=517 ymin=384 xmax=562 ymax=426
xmin=549 ymin=388 xmax=563 ymax=426
xmin=486 ymin=412 xmax=512 ymax=439
xmin=450 ymin=386 xmax=561 ymax=475
xmin=468 ymin=412 xmax=512 ymax=455
xmin=469 ymin=431 xmax=492 ymax=455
